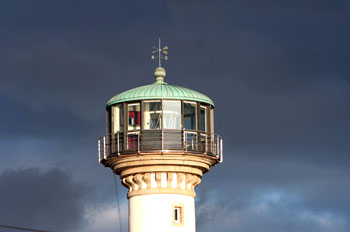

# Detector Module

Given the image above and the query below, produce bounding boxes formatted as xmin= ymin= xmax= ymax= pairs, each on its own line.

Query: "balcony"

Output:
xmin=98 ymin=129 xmax=223 ymax=163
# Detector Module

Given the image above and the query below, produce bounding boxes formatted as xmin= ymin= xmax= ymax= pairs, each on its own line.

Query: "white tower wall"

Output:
xmin=129 ymin=194 xmax=195 ymax=232
xmin=108 ymin=156 xmax=217 ymax=232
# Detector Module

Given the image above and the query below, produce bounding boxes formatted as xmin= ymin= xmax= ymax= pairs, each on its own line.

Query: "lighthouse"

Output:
xmin=98 ymin=39 xmax=223 ymax=232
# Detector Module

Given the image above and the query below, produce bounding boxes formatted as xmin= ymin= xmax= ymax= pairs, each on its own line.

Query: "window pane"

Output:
xmin=128 ymin=103 xmax=140 ymax=130
xmin=143 ymin=101 xmax=162 ymax=129
xmin=184 ymin=102 xmax=197 ymax=130
xmin=163 ymin=101 xmax=181 ymax=129
xmin=112 ymin=104 xmax=124 ymax=133
xmin=174 ymin=208 xmax=179 ymax=221
xmin=200 ymin=106 xmax=207 ymax=131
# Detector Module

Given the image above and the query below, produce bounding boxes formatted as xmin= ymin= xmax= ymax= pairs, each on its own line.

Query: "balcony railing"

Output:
xmin=98 ymin=129 xmax=223 ymax=163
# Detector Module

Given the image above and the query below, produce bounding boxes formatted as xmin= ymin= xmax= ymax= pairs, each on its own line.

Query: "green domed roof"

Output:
xmin=106 ymin=67 xmax=214 ymax=107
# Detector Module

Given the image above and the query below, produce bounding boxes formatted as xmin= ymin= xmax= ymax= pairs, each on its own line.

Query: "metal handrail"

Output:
xmin=98 ymin=129 xmax=223 ymax=163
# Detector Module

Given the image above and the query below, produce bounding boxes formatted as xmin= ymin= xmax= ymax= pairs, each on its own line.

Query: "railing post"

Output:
xmin=205 ymin=133 xmax=207 ymax=154
xmin=212 ymin=134 xmax=215 ymax=155
xmin=209 ymin=133 xmax=213 ymax=154
xmin=137 ymin=132 xmax=140 ymax=154
xmin=103 ymin=136 xmax=106 ymax=159
xmin=117 ymin=132 xmax=120 ymax=155
xmin=184 ymin=131 xmax=187 ymax=153
xmin=182 ymin=130 xmax=185 ymax=152
xmin=220 ymin=139 xmax=223 ymax=163
xmin=214 ymin=135 xmax=216 ymax=157
xmin=111 ymin=135 xmax=113 ymax=156
xmin=215 ymin=135 xmax=219 ymax=158
xmin=162 ymin=130 xmax=164 ymax=151
xmin=191 ymin=133 xmax=194 ymax=151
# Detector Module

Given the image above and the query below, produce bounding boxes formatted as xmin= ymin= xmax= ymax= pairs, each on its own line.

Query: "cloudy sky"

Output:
xmin=0 ymin=0 xmax=349 ymax=232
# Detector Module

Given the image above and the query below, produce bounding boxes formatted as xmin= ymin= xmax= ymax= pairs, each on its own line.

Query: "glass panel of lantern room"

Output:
xmin=112 ymin=104 xmax=124 ymax=133
xmin=128 ymin=103 xmax=140 ymax=131
xmin=143 ymin=101 xmax=162 ymax=129
xmin=163 ymin=100 xmax=182 ymax=150
xmin=200 ymin=105 xmax=207 ymax=132
xmin=184 ymin=102 xmax=197 ymax=130
xmin=163 ymin=101 xmax=181 ymax=129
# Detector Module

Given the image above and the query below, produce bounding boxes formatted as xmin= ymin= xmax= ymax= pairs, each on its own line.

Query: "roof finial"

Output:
xmin=152 ymin=38 xmax=168 ymax=67
xmin=151 ymin=38 xmax=168 ymax=83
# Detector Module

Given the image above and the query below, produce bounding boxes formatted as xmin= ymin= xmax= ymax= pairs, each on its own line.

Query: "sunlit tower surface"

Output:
xmin=98 ymin=39 xmax=223 ymax=232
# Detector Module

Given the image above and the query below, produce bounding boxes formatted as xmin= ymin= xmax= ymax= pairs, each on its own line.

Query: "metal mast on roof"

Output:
xmin=152 ymin=38 xmax=168 ymax=67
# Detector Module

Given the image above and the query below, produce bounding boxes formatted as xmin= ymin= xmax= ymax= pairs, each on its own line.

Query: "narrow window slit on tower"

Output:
xmin=172 ymin=204 xmax=184 ymax=226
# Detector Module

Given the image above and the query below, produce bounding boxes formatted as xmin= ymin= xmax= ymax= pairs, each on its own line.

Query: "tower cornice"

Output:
xmin=104 ymin=153 xmax=218 ymax=198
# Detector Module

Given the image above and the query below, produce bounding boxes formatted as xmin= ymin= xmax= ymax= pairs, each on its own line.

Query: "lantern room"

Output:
xmin=98 ymin=67 xmax=222 ymax=163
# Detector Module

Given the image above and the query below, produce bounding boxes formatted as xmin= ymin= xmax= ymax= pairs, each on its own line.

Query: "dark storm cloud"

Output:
xmin=164 ymin=0 xmax=350 ymax=168
xmin=0 ymin=1 xmax=349 ymax=232
xmin=195 ymin=157 xmax=350 ymax=232
xmin=0 ymin=90 xmax=96 ymax=139
xmin=0 ymin=168 xmax=87 ymax=232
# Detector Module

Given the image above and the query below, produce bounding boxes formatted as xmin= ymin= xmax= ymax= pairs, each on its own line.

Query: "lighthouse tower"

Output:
xmin=98 ymin=40 xmax=223 ymax=232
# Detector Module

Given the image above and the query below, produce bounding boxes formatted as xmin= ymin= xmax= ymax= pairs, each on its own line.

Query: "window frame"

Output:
xmin=142 ymin=100 xmax=163 ymax=130
xmin=172 ymin=203 xmax=184 ymax=226
xmin=183 ymin=101 xmax=198 ymax=131
xmin=126 ymin=102 xmax=141 ymax=131
xmin=199 ymin=104 xmax=210 ymax=132
xmin=162 ymin=100 xmax=182 ymax=130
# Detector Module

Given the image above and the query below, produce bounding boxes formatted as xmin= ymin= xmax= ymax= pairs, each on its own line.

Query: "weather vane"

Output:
xmin=151 ymin=38 xmax=168 ymax=67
